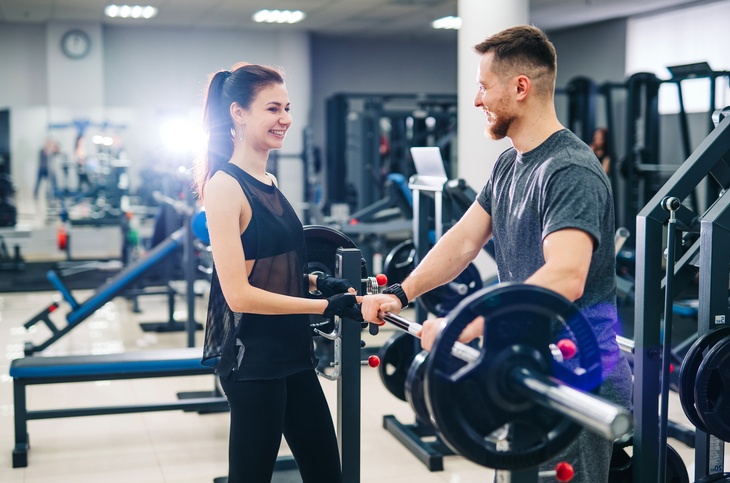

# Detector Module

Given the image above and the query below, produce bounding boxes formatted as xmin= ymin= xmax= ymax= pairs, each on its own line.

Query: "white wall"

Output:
xmin=0 ymin=24 xmax=48 ymax=107
xmin=626 ymin=1 xmax=730 ymax=114
xmin=0 ymin=22 xmax=311 ymax=217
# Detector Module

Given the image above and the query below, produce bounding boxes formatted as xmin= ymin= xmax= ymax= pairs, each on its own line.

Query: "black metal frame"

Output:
xmin=380 ymin=174 xmax=458 ymax=471
xmin=634 ymin=113 xmax=730 ymax=483
xmin=336 ymin=247 xmax=365 ymax=483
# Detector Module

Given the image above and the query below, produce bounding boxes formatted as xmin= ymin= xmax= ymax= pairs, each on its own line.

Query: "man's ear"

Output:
xmin=515 ymin=75 xmax=530 ymax=100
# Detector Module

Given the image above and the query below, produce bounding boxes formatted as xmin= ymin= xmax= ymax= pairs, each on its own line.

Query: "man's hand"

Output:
xmin=417 ymin=316 xmax=485 ymax=351
xmin=361 ymin=294 xmax=403 ymax=325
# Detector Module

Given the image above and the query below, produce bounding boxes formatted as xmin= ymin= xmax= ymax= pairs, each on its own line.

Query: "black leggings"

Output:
xmin=219 ymin=369 xmax=342 ymax=483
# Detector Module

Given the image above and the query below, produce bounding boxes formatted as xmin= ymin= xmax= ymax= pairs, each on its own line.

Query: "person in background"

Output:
xmin=193 ymin=62 xmax=360 ymax=483
xmin=590 ymin=127 xmax=611 ymax=175
xmin=361 ymin=25 xmax=632 ymax=483
xmin=74 ymin=133 xmax=91 ymax=192
xmin=34 ymin=137 xmax=60 ymax=200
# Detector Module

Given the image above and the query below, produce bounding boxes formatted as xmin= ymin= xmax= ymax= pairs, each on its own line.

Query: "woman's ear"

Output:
xmin=230 ymin=102 xmax=246 ymax=125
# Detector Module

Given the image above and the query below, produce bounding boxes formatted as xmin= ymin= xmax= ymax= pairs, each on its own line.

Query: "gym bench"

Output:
xmin=22 ymin=228 xmax=185 ymax=354
xmin=10 ymin=347 xmax=227 ymax=468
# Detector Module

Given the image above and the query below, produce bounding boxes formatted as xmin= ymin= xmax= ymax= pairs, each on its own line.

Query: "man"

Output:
xmin=361 ymin=25 xmax=632 ymax=482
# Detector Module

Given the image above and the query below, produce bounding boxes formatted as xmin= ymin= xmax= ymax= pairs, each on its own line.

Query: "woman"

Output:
xmin=590 ymin=127 xmax=611 ymax=175
xmin=193 ymin=63 xmax=357 ymax=483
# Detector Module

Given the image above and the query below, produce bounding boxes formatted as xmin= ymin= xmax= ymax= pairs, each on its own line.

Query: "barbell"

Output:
xmin=379 ymin=283 xmax=633 ymax=470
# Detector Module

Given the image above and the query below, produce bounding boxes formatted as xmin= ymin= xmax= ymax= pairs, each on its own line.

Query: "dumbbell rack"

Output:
xmin=634 ymin=111 xmax=730 ymax=482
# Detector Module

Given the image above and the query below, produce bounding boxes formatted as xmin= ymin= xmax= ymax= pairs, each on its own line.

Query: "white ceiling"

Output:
xmin=0 ymin=0 xmax=722 ymax=39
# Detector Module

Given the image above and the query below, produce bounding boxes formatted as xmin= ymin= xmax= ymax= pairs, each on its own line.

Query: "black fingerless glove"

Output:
xmin=316 ymin=273 xmax=354 ymax=297
xmin=323 ymin=293 xmax=363 ymax=321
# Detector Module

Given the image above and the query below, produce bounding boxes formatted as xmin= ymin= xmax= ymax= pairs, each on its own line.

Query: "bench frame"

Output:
xmin=11 ymin=350 xmax=226 ymax=468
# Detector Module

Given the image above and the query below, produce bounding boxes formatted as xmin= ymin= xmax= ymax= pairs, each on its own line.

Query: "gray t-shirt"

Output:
xmin=477 ymin=129 xmax=620 ymax=367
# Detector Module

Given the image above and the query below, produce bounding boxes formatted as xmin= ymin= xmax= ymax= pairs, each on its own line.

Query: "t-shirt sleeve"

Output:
xmin=476 ymin=177 xmax=492 ymax=215
xmin=542 ymin=165 xmax=608 ymax=250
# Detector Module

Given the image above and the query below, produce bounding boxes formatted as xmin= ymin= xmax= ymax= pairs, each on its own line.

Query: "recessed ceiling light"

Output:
xmin=432 ymin=16 xmax=461 ymax=30
xmin=105 ymin=4 xmax=158 ymax=19
xmin=252 ymin=9 xmax=306 ymax=24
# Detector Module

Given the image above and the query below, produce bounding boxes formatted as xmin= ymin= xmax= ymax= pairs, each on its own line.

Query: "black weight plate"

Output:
xmin=382 ymin=239 xmax=415 ymax=285
xmin=666 ymin=444 xmax=690 ymax=483
xmin=419 ymin=262 xmax=483 ymax=317
xmin=405 ymin=350 xmax=433 ymax=426
xmin=608 ymin=443 xmax=689 ymax=483
xmin=695 ymin=473 xmax=730 ymax=483
xmin=378 ymin=332 xmax=419 ymax=401
xmin=678 ymin=327 xmax=730 ymax=434
xmin=303 ymin=225 xmax=358 ymax=335
xmin=608 ymin=445 xmax=632 ymax=483
xmin=303 ymin=225 xmax=357 ymax=277
xmin=424 ymin=283 xmax=601 ymax=470
xmin=695 ymin=336 xmax=730 ymax=441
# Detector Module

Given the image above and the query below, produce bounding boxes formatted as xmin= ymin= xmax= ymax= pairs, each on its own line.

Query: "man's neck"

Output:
xmin=509 ymin=105 xmax=564 ymax=154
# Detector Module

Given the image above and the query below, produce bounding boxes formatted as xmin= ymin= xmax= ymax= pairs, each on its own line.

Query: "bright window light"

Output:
xmin=105 ymin=4 xmax=158 ymax=20
xmin=160 ymin=118 xmax=205 ymax=156
xmin=252 ymin=9 xmax=306 ymax=24
xmin=432 ymin=16 xmax=461 ymax=30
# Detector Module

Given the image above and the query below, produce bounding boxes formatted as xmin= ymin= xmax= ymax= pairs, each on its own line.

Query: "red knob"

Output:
xmin=669 ymin=363 xmax=675 ymax=374
xmin=57 ymin=226 xmax=68 ymax=250
xmin=555 ymin=462 xmax=574 ymax=482
xmin=375 ymin=274 xmax=388 ymax=286
xmin=368 ymin=355 xmax=380 ymax=368
xmin=556 ymin=339 xmax=577 ymax=360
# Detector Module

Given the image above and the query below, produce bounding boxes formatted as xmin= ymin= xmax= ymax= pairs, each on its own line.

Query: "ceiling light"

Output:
xmin=252 ymin=9 xmax=306 ymax=24
xmin=105 ymin=4 xmax=158 ymax=19
xmin=432 ymin=16 xmax=461 ymax=30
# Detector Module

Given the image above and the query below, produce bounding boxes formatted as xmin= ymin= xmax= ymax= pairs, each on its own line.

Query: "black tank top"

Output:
xmin=202 ymin=163 xmax=314 ymax=380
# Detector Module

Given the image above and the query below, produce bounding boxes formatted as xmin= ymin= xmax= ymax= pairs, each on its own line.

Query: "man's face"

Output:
xmin=474 ymin=53 xmax=516 ymax=140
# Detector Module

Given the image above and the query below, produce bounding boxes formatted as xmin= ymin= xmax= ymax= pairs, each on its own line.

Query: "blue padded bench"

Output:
xmin=10 ymin=347 xmax=227 ymax=468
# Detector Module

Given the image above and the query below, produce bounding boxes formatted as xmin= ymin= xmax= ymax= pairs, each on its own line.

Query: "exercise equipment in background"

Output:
xmin=633 ymin=108 xmax=730 ymax=482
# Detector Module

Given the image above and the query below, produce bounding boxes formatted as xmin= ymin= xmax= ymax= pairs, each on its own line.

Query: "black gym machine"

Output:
xmin=325 ymin=92 xmax=457 ymax=217
xmin=634 ymin=108 xmax=730 ymax=483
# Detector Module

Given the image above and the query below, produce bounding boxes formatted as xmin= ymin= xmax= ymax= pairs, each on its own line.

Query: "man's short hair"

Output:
xmin=474 ymin=25 xmax=557 ymax=96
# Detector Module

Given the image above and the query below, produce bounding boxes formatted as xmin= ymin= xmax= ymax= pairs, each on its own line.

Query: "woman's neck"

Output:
xmin=230 ymin=145 xmax=269 ymax=178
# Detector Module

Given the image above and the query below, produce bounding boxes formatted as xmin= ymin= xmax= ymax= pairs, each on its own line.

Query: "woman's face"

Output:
xmin=241 ymin=83 xmax=292 ymax=152
xmin=593 ymin=129 xmax=605 ymax=146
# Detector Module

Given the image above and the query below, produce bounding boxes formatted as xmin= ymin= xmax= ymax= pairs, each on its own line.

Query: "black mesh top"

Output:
xmin=201 ymin=163 xmax=315 ymax=380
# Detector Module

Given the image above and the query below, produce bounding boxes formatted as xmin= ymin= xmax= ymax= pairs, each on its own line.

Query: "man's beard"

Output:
xmin=486 ymin=108 xmax=514 ymax=140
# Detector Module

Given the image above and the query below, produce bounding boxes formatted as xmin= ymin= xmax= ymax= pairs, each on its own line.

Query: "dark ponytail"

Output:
xmin=193 ymin=63 xmax=285 ymax=200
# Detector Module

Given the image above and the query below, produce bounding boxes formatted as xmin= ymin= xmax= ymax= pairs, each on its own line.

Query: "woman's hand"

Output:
xmin=323 ymin=293 xmax=363 ymax=321
xmin=316 ymin=273 xmax=355 ymax=297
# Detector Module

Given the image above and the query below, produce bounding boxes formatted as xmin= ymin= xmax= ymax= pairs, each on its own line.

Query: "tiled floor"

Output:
xmin=0 ymin=205 xmax=720 ymax=482
xmin=0 ymin=286 xmax=495 ymax=483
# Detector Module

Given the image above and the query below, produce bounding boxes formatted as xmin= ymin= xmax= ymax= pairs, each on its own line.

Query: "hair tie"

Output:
xmin=222 ymin=70 xmax=232 ymax=79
